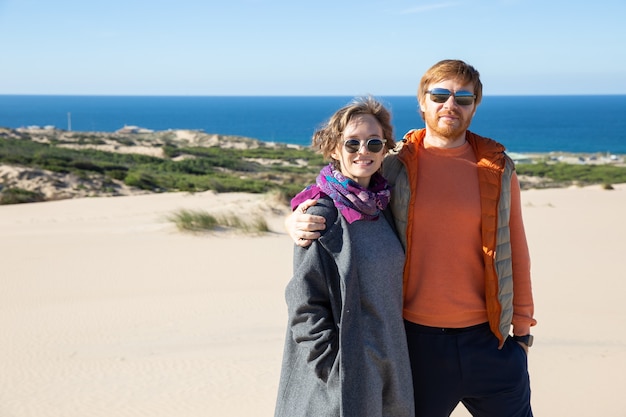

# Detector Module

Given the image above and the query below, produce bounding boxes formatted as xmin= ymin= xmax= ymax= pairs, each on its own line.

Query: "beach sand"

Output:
xmin=1 ymin=186 xmax=625 ymax=416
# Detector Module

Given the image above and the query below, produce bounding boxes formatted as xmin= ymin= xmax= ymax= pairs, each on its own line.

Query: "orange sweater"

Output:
xmin=402 ymin=141 xmax=535 ymax=335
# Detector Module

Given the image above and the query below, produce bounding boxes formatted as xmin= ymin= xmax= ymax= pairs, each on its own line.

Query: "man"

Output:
xmin=286 ymin=59 xmax=536 ymax=417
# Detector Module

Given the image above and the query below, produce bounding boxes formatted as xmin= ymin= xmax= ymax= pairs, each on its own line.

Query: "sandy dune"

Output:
xmin=1 ymin=186 xmax=625 ymax=416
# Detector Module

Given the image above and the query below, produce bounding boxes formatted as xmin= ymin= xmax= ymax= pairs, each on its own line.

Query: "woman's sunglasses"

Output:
xmin=343 ymin=138 xmax=387 ymax=153
xmin=426 ymin=88 xmax=476 ymax=106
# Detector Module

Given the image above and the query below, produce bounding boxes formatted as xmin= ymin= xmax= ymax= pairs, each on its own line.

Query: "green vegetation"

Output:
xmin=0 ymin=129 xmax=325 ymax=204
xmin=2 ymin=128 xmax=626 ymax=206
xmin=0 ymin=187 xmax=45 ymax=205
xmin=168 ymin=209 xmax=269 ymax=234
xmin=515 ymin=162 xmax=626 ymax=189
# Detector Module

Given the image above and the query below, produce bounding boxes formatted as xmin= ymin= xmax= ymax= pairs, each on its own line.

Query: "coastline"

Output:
xmin=2 ymin=95 xmax=626 ymax=155
xmin=1 ymin=126 xmax=625 ymax=204
xmin=1 ymin=185 xmax=625 ymax=416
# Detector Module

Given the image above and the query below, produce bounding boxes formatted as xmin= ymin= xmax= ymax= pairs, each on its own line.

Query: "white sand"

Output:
xmin=1 ymin=186 xmax=625 ymax=416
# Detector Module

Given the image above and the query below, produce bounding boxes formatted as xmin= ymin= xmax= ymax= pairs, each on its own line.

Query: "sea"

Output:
xmin=1 ymin=95 xmax=625 ymax=154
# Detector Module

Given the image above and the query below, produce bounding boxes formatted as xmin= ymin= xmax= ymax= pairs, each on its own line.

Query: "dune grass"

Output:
xmin=168 ymin=209 xmax=269 ymax=234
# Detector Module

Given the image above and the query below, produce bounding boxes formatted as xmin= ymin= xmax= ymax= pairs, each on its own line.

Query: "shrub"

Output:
xmin=124 ymin=171 xmax=160 ymax=191
xmin=0 ymin=187 xmax=46 ymax=205
xmin=106 ymin=169 xmax=128 ymax=181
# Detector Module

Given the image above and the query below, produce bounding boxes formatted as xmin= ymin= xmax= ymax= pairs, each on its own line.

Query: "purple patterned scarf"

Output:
xmin=291 ymin=164 xmax=391 ymax=224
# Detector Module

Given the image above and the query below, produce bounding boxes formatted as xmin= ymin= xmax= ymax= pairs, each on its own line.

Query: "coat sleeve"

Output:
xmin=285 ymin=205 xmax=340 ymax=382
xmin=509 ymin=172 xmax=537 ymax=335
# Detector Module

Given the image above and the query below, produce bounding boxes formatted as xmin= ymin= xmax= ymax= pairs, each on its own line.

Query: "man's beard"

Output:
xmin=425 ymin=111 xmax=472 ymax=140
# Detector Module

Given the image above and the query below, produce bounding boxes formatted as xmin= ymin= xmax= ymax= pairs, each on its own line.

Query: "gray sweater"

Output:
xmin=274 ymin=197 xmax=414 ymax=417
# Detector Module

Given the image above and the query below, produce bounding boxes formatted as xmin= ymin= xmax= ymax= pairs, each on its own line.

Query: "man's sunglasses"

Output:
xmin=343 ymin=138 xmax=387 ymax=153
xmin=426 ymin=88 xmax=476 ymax=106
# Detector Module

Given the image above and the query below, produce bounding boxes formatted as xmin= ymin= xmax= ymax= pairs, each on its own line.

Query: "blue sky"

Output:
xmin=1 ymin=0 xmax=625 ymax=96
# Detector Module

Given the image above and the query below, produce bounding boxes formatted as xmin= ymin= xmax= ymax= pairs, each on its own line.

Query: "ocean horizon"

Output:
xmin=1 ymin=95 xmax=625 ymax=154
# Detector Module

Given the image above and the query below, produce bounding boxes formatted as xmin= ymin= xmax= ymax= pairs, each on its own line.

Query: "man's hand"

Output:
xmin=285 ymin=199 xmax=327 ymax=247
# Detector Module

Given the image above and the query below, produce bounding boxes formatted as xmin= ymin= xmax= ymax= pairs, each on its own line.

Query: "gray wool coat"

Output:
xmin=274 ymin=198 xmax=414 ymax=417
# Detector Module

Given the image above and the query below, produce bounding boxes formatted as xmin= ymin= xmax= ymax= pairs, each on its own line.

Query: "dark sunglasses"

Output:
xmin=343 ymin=138 xmax=386 ymax=153
xmin=426 ymin=88 xmax=476 ymax=106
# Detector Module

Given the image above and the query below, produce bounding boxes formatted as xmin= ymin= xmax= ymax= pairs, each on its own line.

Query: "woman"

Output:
xmin=274 ymin=97 xmax=414 ymax=417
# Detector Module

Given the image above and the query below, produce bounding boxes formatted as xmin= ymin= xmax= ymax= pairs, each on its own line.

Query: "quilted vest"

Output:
xmin=382 ymin=128 xmax=515 ymax=347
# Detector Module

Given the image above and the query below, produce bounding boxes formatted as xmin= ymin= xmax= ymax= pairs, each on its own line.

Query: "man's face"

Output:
xmin=419 ymin=78 xmax=477 ymax=142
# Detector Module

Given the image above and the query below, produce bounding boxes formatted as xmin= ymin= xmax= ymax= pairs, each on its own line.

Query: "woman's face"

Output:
xmin=331 ymin=114 xmax=385 ymax=187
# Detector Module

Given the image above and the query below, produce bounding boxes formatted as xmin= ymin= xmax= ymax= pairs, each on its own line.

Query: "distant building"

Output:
xmin=116 ymin=125 xmax=154 ymax=134
xmin=508 ymin=152 xmax=534 ymax=164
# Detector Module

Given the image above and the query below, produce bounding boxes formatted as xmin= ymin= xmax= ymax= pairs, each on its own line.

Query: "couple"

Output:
xmin=274 ymin=59 xmax=536 ymax=417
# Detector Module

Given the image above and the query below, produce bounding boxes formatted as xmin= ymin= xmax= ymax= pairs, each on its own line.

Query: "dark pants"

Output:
xmin=404 ymin=320 xmax=533 ymax=417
